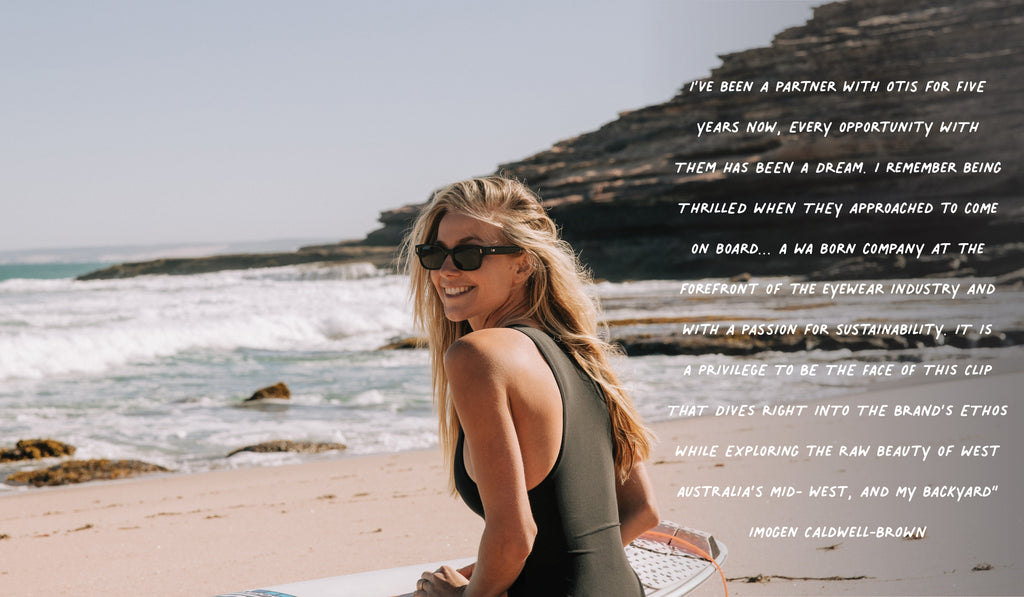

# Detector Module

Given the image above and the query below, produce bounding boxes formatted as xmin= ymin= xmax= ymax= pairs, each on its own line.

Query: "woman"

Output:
xmin=405 ymin=175 xmax=659 ymax=597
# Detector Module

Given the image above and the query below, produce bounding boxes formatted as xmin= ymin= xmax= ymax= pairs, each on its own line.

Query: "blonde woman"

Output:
xmin=405 ymin=176 xmax=658 ymax=597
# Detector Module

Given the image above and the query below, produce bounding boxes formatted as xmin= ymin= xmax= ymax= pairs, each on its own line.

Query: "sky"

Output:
xmin=1 ymin=0 xmax=822 ymax=253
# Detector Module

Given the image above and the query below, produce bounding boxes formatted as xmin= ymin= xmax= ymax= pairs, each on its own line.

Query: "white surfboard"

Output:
xmin=215 ymin=522 xmax=726 ymax=597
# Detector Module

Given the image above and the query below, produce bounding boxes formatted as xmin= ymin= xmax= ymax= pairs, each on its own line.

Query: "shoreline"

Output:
xmin=6 ymin=353 xmax=1022 ymax=498
xmin=0 ymin=362 xmax=1009 ymax=503
xmin=2 ymin=371 xmax=1021 ymax=596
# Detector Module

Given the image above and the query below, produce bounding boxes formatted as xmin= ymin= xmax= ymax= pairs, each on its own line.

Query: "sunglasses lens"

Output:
xmin=451 ymin=247 xmax=482 ymax=271
xmin=416 ymin=245 xmax=446 ymax=269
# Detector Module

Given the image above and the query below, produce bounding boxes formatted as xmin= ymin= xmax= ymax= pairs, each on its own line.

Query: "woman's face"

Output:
xmin=430 ymin=212 xmax=530 ymax=330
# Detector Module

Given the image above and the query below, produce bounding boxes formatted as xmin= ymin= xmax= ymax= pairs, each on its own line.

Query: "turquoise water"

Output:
xmin=0 ymin=262 xmax=111 ymax=282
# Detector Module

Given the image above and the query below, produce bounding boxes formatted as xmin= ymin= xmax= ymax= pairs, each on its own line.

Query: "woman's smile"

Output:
xmin=442 ymin=285 xmax=474 ymax=298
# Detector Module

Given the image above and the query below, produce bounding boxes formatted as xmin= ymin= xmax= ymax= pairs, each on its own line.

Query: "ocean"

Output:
xmin=2 ymin=242 xmax=1021 ymax=493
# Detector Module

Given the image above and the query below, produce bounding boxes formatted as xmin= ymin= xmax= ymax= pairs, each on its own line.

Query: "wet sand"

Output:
xmin=1 ymin=372 xmax=1020 ymax=596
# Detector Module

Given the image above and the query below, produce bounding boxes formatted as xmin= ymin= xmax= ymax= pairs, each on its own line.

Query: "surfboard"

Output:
xmin=215 ymin=521 xmax=726 ymax=597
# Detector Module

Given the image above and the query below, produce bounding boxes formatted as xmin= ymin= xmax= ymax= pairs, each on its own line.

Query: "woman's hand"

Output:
xmin=456 ymin=562 xmax=475 ymax=579
xmin=413 ymin=566 xmax=469 ymax=596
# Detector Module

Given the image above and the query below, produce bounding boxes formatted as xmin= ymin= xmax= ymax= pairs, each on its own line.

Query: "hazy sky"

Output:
xmin=2 ymin=1 xmax=821 ymax=252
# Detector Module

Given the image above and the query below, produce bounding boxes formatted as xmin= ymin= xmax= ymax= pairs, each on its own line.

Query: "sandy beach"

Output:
xmin=2 ymin=371 xmax=1021 ymax=597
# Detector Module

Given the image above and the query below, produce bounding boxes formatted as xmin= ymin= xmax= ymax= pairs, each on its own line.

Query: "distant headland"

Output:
xmin=79 ymin=0 xmax=1023 ymax=283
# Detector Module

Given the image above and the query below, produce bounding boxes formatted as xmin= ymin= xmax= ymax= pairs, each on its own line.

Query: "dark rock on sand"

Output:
xmin=0 ymin=439 xmax=76 ymax=463
xmin=244 ymin=382 xmax=291 ymax=402
xmin=227 ymin=440 xmax=348 ymax=458
xmin=5 ymin=459 xmax=170 ymax=487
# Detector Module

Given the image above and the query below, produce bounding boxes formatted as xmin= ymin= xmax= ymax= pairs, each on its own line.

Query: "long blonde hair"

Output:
xmin=403 ymin=175 xmax=653 ymax=489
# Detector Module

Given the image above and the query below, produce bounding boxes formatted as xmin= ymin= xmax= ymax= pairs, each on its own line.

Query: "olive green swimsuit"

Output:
xmin=453 ymin=325 xmax=644 ymax=596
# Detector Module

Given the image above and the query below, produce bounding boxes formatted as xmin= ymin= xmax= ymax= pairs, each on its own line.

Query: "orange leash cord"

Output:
xmin=643 ymin=531 xmax=728 ymax=597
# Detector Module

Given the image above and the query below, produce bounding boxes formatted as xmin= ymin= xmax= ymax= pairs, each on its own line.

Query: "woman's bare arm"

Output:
xmin=442 ymin=331 xmax=538 ymax=597
xmin=616 ymin=461 xmax=660 ymax=546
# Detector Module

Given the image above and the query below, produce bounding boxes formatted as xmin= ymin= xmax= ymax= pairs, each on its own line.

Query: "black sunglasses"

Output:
xmin=415 ymin=243 xmax=521 ymax=271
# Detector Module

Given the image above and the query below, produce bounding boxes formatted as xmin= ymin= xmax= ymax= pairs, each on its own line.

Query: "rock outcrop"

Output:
xmin=5 ymin=459 xmax=170 ymax=487
xmin=614 ymin=328 xmax=1024 ymax=357
xmin=244 ymin=382 xmax=291 ymax=402
xmin=381 ymin=325 xmax=1024 ymax=358
xmin=366 ymin=0 xmax=1024 ymax=280
xmin=74 ymin=0 xmax=1023 ymax=282
xmin=0 ymin=439 xmax=76 ymax=463
xmin=227 ymin=440 xmax=347 ymax=457
xmin=377 ymin=336 xmax=427 ymax=350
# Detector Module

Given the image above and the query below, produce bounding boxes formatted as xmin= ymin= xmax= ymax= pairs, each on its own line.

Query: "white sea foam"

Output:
xmin=0 ymin=264 xmax=411 ymax=381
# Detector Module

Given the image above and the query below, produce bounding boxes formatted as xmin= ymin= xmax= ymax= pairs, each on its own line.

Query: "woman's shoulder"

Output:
xmin=443 ymin=327 xmax=542 ymax=377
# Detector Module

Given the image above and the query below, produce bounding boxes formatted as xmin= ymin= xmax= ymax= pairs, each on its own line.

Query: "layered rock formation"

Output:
xmin=77 ymin=0 xmax=1023 ymax=282
xmin=379 ymin=324 xmax=1024 ymax=358
xmin=614 ymin=327 xmax=1024 ymax=357
xmin=366 ymin=0 xmax=1023 ymax=280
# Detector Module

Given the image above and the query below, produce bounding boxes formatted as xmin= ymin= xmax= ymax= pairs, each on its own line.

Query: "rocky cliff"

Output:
xmin=366 ymin=0 xmax=1024 ymax=281
xmin=80 ymin=0 xmax=1023 ymax=282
